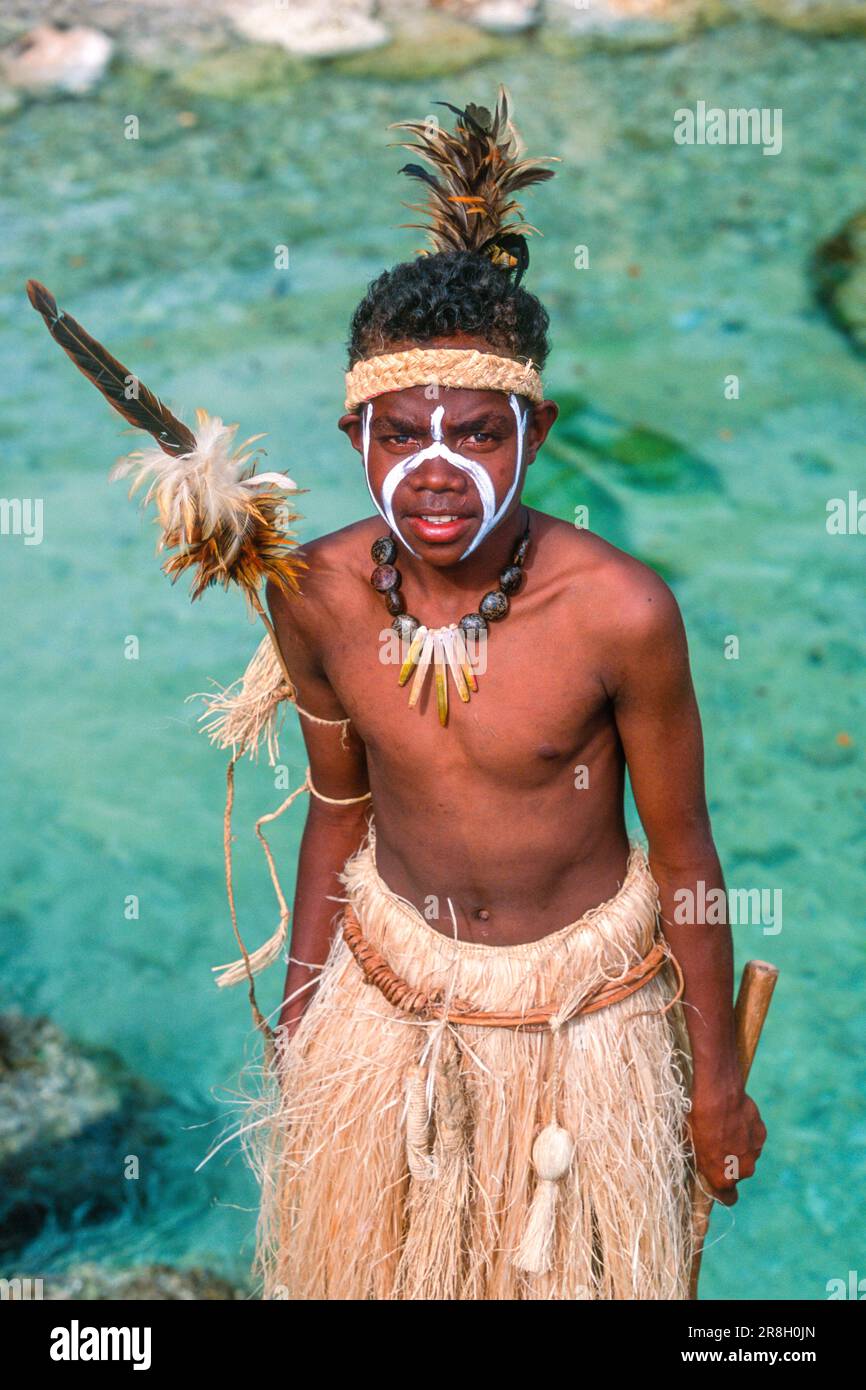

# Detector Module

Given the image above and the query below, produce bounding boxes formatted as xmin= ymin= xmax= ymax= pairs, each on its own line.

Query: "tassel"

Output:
xmin=434 ymin=1027 xmax=468 ymax=1154
xmin=394 ymin=1026 xmax=471 ymax=1299
xmin=513 ymin=1122 xmax=575 ymax=1275
xmin=211 ymin=917 xmax=288 ymax=989
xmin=405 ymin=1062 xmax=436 ymax=1181
xmin=513 ymin=1022 xmax=575 ymax=1276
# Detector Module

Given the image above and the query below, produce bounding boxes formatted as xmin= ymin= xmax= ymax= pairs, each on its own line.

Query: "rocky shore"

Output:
xmin=1 ymin=0 xmax=865 ymax=107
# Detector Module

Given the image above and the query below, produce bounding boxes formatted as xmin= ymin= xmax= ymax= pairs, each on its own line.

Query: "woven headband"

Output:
xmin=344 ymin=347 xmax=544 ymax=412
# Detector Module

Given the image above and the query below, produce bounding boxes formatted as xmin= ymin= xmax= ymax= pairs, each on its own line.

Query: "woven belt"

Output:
xmin=341 ymin=902 xmax=683 ymax=1033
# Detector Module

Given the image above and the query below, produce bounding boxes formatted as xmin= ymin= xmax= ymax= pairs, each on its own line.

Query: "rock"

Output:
xmin=544 ymin=0 xmax=733 ymax=50
xmin=812 ymin=208 xmax=866 ymax=354
xmin=5 ymin=1261 xmax=246 ymax=1300
xmin=754 ymin=0 xmax=866 ymax=35
xmin=0 ymin=1011 xmax=163 ymax=1256
xmin=429 ymin=0 xmax=542 ymax=32
xmin=334 ymin=12 xmax=507 ymax=77
xmin=0 ymin=24 xmax=113 ymax=95
xmin=0 ymin=81 xmax=21 ymax=118
xmin=172 ymin=44 xmax=311 ymax=100
xmin=225 ymin=1 xmax=389 ymax=58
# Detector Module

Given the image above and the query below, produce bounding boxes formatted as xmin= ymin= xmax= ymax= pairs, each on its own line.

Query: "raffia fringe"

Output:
xmin=191 ymin=635 xmax=293 ymax=765
xmin=228 ymin=831 xmax=697 ymax=1300
xmin=344 ymin=347 xmax=544 ymax=412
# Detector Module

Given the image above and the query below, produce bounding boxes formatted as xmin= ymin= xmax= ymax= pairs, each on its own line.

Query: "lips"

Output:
xmin=404 ymin=513 xmax=475 ymax=545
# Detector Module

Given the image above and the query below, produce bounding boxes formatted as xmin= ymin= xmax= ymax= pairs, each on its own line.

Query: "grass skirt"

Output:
xmin=237 ymin=823 xmax=697 ymax=1300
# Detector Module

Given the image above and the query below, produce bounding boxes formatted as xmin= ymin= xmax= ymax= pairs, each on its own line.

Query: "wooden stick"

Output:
xmin=249 ymin=589 xmax=297 ymax=697
xmin=688 ymin=958 xmax=779 ymax=1300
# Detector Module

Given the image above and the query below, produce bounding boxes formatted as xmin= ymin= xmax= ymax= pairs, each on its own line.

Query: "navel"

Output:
xmin=536 ymin=743 xmax=560 ymax=760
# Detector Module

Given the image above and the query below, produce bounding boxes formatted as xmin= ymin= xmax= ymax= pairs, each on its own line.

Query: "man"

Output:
xmin=253 ymin=92 xmax=766 ymax=1301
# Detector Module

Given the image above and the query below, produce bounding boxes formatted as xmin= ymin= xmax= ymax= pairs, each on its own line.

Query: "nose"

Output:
xmin=407 ymin=452 xmax=471 ymax=493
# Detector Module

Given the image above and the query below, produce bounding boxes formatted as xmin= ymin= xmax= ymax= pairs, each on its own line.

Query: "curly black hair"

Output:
xmin=346 ymin=250 xmax=551 ymax=371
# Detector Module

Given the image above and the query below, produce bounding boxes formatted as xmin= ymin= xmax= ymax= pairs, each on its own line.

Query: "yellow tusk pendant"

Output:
xmin=433 ymin=632 xmax=449 ymax=727
xmin=398 ymin=624 xmax=428 ymax=686
xmin=443 ymin=626 xmax=470 ymax=702
xmin=452 ymin=625 xmax=479 ymax=693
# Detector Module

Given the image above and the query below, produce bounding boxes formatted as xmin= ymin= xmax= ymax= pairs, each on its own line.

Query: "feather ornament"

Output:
xmin=110 ymin=408 xmax=305 ymax=603
xmin=388 ymin=85 xmax=558 ymax=282
xmin=26 ymin=278 xmax=306 ymax=604
xmin=26 ymin=280 xmax=307 ymax=1063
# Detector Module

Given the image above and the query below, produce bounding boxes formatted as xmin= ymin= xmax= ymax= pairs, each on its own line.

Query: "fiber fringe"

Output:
xmin=215 ymin=824 xmax=697 ymax=1300
xmin=191 ymin=635 xmax=293 ymax=765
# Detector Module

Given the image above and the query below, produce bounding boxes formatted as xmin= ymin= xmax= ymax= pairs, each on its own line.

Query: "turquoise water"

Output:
xmin=1 ymin=21 xmax=864 ymax=1298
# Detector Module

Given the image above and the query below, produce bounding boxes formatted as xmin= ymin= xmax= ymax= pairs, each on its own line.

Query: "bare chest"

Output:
xmin=320 ymin=591 xmax=614 ymax=790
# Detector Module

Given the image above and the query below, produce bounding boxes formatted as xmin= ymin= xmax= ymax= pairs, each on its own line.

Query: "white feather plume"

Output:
xmin=110 ymin=407 xmax=298 ymax=563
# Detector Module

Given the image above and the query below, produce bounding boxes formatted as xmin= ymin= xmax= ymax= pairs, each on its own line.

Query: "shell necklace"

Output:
xmin=369 ymin=513 xmax=531 ymax=726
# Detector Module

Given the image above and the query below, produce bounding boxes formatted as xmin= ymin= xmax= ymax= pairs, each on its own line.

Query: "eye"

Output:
xmin=465 ymin=431 xmax=499 ymax=446
xmin=385 ymin=433 xmax=417 ymax=446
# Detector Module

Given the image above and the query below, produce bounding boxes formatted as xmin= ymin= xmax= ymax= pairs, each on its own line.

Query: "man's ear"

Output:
xmin=339 ymin=411 xmax=364 ymax=451
xmin=524 ymin=399 xmax=558 ymax=466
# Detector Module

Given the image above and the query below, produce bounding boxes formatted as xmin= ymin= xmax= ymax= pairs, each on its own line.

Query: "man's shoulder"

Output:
xmin=536 ymin=511 xmax=683 ymax=637
xmin=266 ymin=515 xmax=380 ymax=629
xmin=296 ymin=514 xmax=381 ymax=574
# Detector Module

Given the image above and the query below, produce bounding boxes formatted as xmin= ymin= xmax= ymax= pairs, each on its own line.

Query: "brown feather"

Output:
xmin=388 ymin=85 xmax=558 ymax=265
xmin=25 ymin=279 xmax=196 ymax=457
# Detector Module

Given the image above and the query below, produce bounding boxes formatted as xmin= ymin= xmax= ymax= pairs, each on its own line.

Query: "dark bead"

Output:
xmin=384 ymin=587 xmax=405 ymax=615
xmin=371 ymin=536 xmax=397 ymax=565
xmin=499 ymin=564 xmax=523 ymax=596
xmin=458 ymin=612 xmax=488 ymax=633
xmin=480 ymin=590 xmax=509 ymax=621
xmin=512 ymin=532 xmax=531 ymax=566
xmin=371 ymin=564 xmax=399 ymax=592
xmin=392 ymin=614 xmax=419 ymax=643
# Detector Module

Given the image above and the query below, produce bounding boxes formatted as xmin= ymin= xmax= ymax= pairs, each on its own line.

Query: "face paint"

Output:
xmin=362 ymin=393 xmax=529 ymax=562
xmin=459 ymin=394 xmax=528 ymax=561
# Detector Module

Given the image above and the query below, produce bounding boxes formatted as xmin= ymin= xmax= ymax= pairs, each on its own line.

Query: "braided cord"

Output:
xmin=344 ymin=347 xmax=544 ymax=411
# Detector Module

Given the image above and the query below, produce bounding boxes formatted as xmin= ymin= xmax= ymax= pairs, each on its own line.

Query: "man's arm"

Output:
xmin=609 ymin=566 xmax=766 ymax=1205
xmin=265 ymin=577 xmax=371 ymax=1053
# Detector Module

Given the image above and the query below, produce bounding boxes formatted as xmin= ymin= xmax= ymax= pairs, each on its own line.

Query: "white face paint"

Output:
xmin=361 ymin=392 xmax=529 ymax=562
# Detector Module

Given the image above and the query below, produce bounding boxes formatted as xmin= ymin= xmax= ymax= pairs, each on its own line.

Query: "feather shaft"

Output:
xmin=25 ymin=279 xmax=196 ymax=456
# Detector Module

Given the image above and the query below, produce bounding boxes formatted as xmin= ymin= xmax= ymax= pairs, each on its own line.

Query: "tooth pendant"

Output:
xmin=400 ymin=623 xmax=476 ymax=727
xmin=371 ymin=519 xmax=531 ymax=730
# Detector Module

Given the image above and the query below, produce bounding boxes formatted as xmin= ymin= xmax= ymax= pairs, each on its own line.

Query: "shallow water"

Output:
xmin=1 ymin=21 xmax=864 ymax=1298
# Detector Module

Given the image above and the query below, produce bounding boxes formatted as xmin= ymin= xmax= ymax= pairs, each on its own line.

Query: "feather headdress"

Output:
xmin=25 ymin=279 xmax=306 ymax=606
xmin=389 ymin=84 xmax=558 ymax=283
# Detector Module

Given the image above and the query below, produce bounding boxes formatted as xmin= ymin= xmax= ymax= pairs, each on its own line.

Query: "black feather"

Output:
xmin=398 ymin=162 xmax=442 ymax=191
